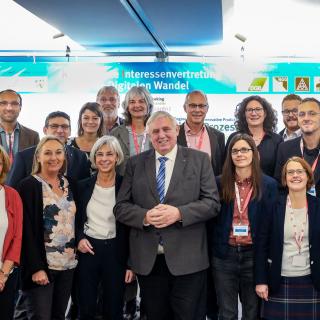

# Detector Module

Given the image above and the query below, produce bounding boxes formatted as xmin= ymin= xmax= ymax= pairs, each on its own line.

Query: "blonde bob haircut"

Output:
xmin=90 ymin=135 xmax=124 ymax=169
xmin=32 ymin=135 xmax=67 ymax=175
xmin=281 ymin=156 xmax=314 ymax=190
xmin=0 ymin=145 xmax=11 ymax=184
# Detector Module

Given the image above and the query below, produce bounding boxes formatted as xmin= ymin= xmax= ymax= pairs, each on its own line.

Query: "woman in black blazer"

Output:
xmin=210 ymin=133 xmax=278 ymax=320
xmin=75 ymin=135 xmax=133 ymax=320
xmin=255 ymin=157 xmax=320 ymax=319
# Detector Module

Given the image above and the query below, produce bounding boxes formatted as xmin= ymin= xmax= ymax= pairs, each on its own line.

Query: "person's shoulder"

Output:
xmin=279 ymin=135 xmax=301 ymax=150
xmin=206 ymin=124 xmax=224 ymax=137
xmin=18 ymin=175 xmax=39 ymax=189
xmin=3 ymin=184 xmax=20 ymax=197
xmin=262 ymin=174 xmax=278 ymax=187
xmin=267 ymin=131 xmax=283 ymax=142
xmin=19 ymin=145 xmax=36 ymax=156
xmin=77 ymin=174 xmax=96 ymax=188
xmin=19 ymin=124 xmax=39 ymax=136
xmin=111 ymin=124 xmax=127 ymax=135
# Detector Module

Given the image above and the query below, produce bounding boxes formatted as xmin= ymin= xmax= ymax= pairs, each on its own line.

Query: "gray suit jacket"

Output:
xmin=114 ymin=146 xmax=220 ymax=276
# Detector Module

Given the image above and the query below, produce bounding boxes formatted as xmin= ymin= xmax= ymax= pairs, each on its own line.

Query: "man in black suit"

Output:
xmin=278 ymin=94 xmax=302 ymax=141
xmin=7 ymin=111 xmax=90 ymax=188
xmin=275 ymin=97 xmax=320 ymax=196
xmin=115 ymin=111 xmax=220 ymax=320
xmin=177 ymin=90 xmax=225 ymax=175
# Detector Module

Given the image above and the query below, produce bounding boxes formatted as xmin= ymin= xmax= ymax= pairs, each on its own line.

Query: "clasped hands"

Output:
xmin=145 ymin=204 xmax=181 ymax=228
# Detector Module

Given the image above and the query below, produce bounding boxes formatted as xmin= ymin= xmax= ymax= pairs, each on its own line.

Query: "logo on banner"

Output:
xmin=314 ymin=77 xmax=320 ymax=92
xmin=295 ymin=77 xmax=310 ymax=92
xmin=273 ymin=76 xmax=288 ymax=92
xmin=248 ymin=77 xmax=268 ymax=91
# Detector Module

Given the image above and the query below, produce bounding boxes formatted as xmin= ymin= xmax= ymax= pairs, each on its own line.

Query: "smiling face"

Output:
xmin=128 ymin=95 xmax=148 ymax=120
xmin=184 ymin=92 xmax=208 ymax=126
xmin=0 ymin=91 xmax=21 ymax=124
xmin=81 ymin=109 xmax=101 ymax=135
xmin=245 ymin=100 xmax=266 ymax=129
xmin=37 ymin=140 xmax=65 ymax=175
xmin=285 ymin=160 xmax=308 ymax=193
xmin=96 ymin=90 xmax=119 ymax=119
xmin=148 ymin=116 xmax=179 ymax=155
xmin=231 ymin=139 xmax=253 ymax=170
xmin=95 ymin=144 xmax=118 ymax=174
xmin=298 ymin=101 xmax=320 ymax=136
xmin=282 ymin=99 xmax=300 ymax=132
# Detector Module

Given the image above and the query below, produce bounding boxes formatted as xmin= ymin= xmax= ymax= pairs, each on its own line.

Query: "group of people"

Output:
xmin=0 ymin=86 xmax=319 ymax=320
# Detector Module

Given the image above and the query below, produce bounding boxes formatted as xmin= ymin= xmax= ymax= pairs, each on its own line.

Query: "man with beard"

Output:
xmin=279 ymin=94 xmax=302 ymax=141
xmin=0 ymin=89 xmax=39 ymax=164
xmin=274 ymin=98 xmax=320 ymax=197
xmin=96 ymin=86 xmax=124 ymax=134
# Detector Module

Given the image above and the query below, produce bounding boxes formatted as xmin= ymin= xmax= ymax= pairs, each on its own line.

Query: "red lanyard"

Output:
xmin=300 ymin=138 xmax=320 ymax=173
xmin=287 ymin=195 xmax=308 ymax=254
xmin=131 ymin=125 xmax=147 ymax=155
xmin=186 ymin=126 xmax=205 ymax=150
xmin=234 ymin=183 xmax=253 ymax=224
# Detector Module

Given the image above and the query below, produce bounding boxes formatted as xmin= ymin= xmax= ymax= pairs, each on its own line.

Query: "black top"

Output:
xmin=226 ymin=131 xmax=283 ymax=177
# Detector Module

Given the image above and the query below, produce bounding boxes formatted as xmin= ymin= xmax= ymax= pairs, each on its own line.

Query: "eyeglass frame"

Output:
xmin=286 ymin=169 xmax=306 ymax=176
xmin=0 ymin=101 xmax=21 ymax=107
xmin=245 ymin=107 xmax=264 ymax=114
xmin=187 ymin=103 xmax=208 ymax=110
xmin=281 ymin=109 xmax=298 ymax=116
xmin=46 ymin=124 xmax=70 ymax=130
xmin=231 ymin=147 xmax=253 ymax=155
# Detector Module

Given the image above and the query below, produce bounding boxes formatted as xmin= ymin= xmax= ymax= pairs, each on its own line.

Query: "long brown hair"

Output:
xmin=220 ymin=133 xmax=262 ymax=202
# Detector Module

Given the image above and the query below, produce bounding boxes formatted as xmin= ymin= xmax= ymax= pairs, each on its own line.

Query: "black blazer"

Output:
xmin=17 ymin=175 xmax=76 ymax=290
xmin=255 ymin=193 xmax=320 ymax=293
xmin=74 ymin=174 xmax=128 ymax=267
xmin=210 ymin=175 xmax=278 ymax=259
xmin=7 ymin=145 xmax=91 ymax=188
xmin=177 ymin=122 xmax=225 ymax=175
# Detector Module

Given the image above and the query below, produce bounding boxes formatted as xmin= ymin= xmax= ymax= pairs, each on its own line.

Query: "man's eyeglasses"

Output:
xmin=245 ymin=107 xmax=264 ymax=114
xmin=298 ymin=111 xmax=320 ymax=118
xmin=0 ymin=101 xmax=20 ymax=107
xmin=98 ymin=97 xmax=117 ymax=103
xmin=282 ymin=109 xmax=298 ymax=116
xmin=286 ymin=169 xmax=306 ymax=176
xmin=187 ymin=104 xmax=208 ymax=110
xmin=47 ymin=124 xmax=70 ymax=130
xmin=231 ymin=148 xmax=253 ymax=155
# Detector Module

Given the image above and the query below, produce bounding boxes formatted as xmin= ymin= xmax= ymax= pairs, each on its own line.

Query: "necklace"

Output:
xmin=38 ymin=174 xmax=65 ymax=192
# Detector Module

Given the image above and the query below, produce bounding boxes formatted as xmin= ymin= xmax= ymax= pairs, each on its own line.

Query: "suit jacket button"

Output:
xmin=311 ymin=261 xmax=314 ymax=265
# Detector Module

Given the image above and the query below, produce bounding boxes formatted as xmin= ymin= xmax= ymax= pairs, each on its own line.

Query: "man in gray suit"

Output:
xmin=115 ymin=111 xmax=220 ymax=320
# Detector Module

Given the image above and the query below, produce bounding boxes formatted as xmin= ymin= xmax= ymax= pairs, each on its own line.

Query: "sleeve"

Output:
xmin=273 ymin=141 xmax=285 ymax=181
xmin=6 ymin=151 xmax=27 ymax=189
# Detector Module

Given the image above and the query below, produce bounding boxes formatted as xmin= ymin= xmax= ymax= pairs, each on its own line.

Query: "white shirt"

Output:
xmin=155 ymin=144 xmax=178 ymax=196
xmin=283 ymin=128 xmax=301 ymax=141
xmin=0 ymin=187 xmax=8 ymax=268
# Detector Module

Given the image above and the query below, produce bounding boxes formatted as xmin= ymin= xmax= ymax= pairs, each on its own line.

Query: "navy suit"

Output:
xmin=6 ymin=145 xmax=91 ymax=188
xmin=255 ymin=193 xmax=320 ymax=294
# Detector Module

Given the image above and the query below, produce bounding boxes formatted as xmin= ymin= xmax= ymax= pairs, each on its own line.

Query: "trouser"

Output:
xmin=0 ymin=268 xmax=18 ymax=320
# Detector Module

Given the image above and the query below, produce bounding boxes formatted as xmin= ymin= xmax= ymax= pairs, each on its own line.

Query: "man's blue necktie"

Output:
xmin=157 ymin=156 xmax=168 ymax=203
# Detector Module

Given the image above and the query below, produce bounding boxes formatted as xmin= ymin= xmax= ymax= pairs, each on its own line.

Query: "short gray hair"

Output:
xmin=146 ymin=111 xmax=177 ymax=134
xmin=90 ymin=136 xmax=124 ymax=169
xmin=96 ymin=86 xmax=120 ymax=100
xmin=184 ymin=90 xmax=208 ymax=108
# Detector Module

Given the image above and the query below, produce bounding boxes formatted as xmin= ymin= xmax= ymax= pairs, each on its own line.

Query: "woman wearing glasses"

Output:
xmin=210 ymin=133 xmax=278 ymax=320
xmin=255 ymin=157 xmax=320 ymax=319
xmin=226 ymin=95 xmax=282 ymax=176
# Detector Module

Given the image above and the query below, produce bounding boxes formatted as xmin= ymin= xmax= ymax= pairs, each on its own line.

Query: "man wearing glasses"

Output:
xmin=275 ymin=98 xmax=320 ymax=197
xmin=7 ymin=111 xmax=90 ymax=189
xmin=178 ymin=90 xmax=225 ymax=175
xmin=279 ymin=94 xmax=302 ymax=141
xmin=96 ymin=86 xmax=124 ymax=134
xmin=0 ymin=89 xmax=39 ymax=163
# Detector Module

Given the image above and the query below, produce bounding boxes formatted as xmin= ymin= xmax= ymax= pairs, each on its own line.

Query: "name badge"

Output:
xmin=308 ymin=185 xmax=316 ymax=197
xmin=292 ymin=255 xmax=307 ymax=267
xmin=233 ymin=225 xmax=248 ymax=236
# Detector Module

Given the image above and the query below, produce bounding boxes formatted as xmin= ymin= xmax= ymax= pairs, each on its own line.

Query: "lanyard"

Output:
xmin=6 ymin=133 xmax=14 ymax=164
xmin=287 ymin=195 xmax=308 ymax=254
xmin=186 ymin=126 xmax=206 ymax=150
xmin=234 ymin=183 xmax=253 ymax=224
xmin=300 ymin=138 xmax=320 ymax=173
xmin=131 ymin=125 xmax=147 ymax=155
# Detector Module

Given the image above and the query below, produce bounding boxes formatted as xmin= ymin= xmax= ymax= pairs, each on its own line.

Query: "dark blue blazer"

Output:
xmin=255 ymin=193 xmax=320 ymax=293
xmin=6 ymin=145 xmax=91 ymax=188
xmin=210 ymin=174 xmax=278 ymax=259
xmin=74 ymin=174 xmax=129 ymax=267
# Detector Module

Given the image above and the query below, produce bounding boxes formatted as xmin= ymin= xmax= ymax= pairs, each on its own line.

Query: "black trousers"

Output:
xmin=0 ymin=268 xmax=18 ymax=320
xmin=77 ymin=236 xmax=126 ymax=320
xmin=137 ymin=254 xmax=207 ymax=320
xmin=25 ymin=268 xmax=74 ymax=320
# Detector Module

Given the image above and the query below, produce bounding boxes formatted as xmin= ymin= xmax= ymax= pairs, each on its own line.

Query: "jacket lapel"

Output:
xmin=278 ymin=194 xmax=287 ymax=243
xmin=307 ymin=195 xmax=316 ymax=242
xmin=145 ymin=151 xmax=159 ymax=202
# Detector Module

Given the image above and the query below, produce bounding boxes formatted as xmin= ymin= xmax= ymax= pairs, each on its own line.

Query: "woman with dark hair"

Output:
xmin=0 ymin=146 xmax=23 ymax=320
xmin=18 ymin=136 xmax=77 ymax=320
xmin=255 ymin=157 xmax=320 ymax=319
xmin=68 ymin=102 xmax=105 ymax=157
xmin=111 ymin=86 xmax=153 ymax=176
xmin=210 ymin=133 xmax=278 ymax=320
xmin=226 ymin=95 xmax=283 ymax=176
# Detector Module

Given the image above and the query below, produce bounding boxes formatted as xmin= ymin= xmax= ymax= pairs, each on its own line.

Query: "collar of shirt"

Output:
xmin=283 ymin=128 xmax=301 ymax=140
xmin=0 ymin=122 xmax=20 ymax=134
xmin=235 ymin=175 xmax=253 ymax=187
xmin=155 ymin=144 xmax=178 ymax=163
xmin=184 ymin=121 xmax=205 ymax=136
